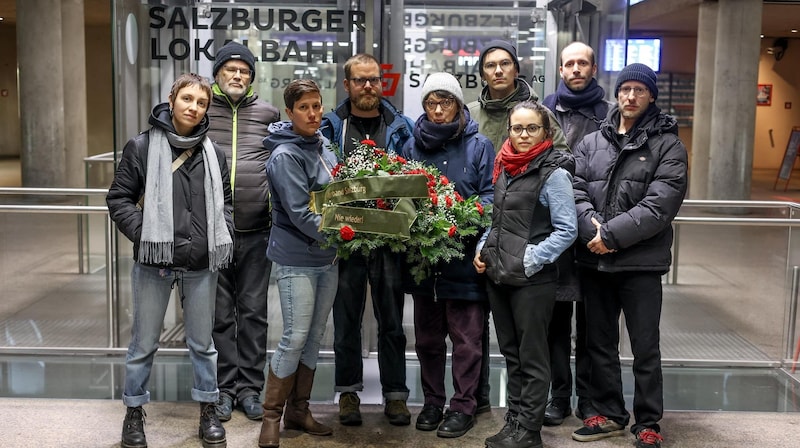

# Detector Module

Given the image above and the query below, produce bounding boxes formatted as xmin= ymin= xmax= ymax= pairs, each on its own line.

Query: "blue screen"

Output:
xmin=603 ymin=38 xmax=661 ymax=72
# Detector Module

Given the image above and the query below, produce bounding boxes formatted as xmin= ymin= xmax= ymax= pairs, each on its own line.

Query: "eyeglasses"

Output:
xmin=423 ymin=98 xmax=456 ymax=112
xmin=349 ymin=77 xmax=382 ymax=87
xmin=508 ymin=124 xmax=544 ymax=136
xmin=222 ymin=66 xmax=253 ymax=79
xmin=618 ymin=86 xmax=649 ymax=97
xmin=483 ymin=59 xmax=515 ymax=71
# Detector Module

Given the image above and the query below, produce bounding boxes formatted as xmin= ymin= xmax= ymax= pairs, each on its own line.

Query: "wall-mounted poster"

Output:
xmin=757 ymin=84 xmax=772 ymax=106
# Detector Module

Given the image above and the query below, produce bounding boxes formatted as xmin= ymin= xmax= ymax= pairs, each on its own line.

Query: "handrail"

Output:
xmin=0 ymin=190 xmax=117 ymax=348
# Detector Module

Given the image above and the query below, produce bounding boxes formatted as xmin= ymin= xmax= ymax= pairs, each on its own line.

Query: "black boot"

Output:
xmin=121 ymin=406 xmax=147 ymax=448
xmin=489 ymin=421 xmax=543 ymax=448
xmin=199 ymin=402 xmax=226 ymax=447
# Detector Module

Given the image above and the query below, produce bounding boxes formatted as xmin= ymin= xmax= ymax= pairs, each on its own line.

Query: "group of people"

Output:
xmin=106 ymin=37 xmax=687 ymax=448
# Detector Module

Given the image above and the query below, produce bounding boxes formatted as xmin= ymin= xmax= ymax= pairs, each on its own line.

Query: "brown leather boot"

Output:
xmin=258 ymin=367 xmax=295 ymax=448
xmin=283 ymin=363 xmax=333 ymax=436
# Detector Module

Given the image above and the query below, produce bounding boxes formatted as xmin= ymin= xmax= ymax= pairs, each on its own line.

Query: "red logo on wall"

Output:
xmin=381 ymin=63 xmax=401 ymax=97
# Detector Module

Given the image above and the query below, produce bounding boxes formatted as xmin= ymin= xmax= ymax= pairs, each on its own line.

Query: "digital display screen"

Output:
xmin=603 ymin=38 xmax=661 ymax=72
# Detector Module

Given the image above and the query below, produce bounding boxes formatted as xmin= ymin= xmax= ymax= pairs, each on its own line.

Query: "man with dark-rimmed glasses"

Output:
xmin=321 ymin=53 xmax=415 ymax=427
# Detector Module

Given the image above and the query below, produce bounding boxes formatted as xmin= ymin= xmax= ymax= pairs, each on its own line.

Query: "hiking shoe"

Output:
xmin=198 ymin=402 xmax=226 ymax=447
xmin=485 ymin=411 xmax=516 ymax=444
xmin=216 ymin=394 xmax=233 ymax=422
xmin=384 ymin=400 xmax=411 ymax=426
xmin=635 ymin=428 xmax=664 ymax=448
xmin=415 ymin=404 xmax=444 ymax=431
xmin=338 ymin=392 xmax=362 ymax=426
xmin=543 ymin=397 xmax=571 ymax=426
xmin=121 ymin=406 xmax=147 ymax=448
xmin=571 ymin=415 xmax=625 ymax=442
xmin=240 ymin=395 xmax=264 ymax=420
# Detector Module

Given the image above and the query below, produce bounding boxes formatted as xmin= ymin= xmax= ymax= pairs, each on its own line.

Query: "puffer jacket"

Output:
xmin=262 ymin=121 xmax=338 ymax=267
xmin=467 ymin=78 xmax=570 ymax=154
xmin=320 ymin=98 xmax=414 ymax=155
xmin=400 ymin=110 xmax=495 ymax=301
xmin=573 ymin=104 xmax=688 ymax=273
xmin=207 ymin=85 xmax=280 ymax=232
xmin=106 ymin=102 xmax=233 ymax=271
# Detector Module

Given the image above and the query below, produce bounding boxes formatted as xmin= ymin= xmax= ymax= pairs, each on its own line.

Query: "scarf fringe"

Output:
xmin=138 ymin=241 xmax=175 ymax=265
xmin=209 ymin=242 xmax=234 ymax=272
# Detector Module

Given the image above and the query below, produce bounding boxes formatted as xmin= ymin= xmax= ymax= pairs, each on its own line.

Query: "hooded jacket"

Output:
xmin=262 ymin=121 xmax=338 ymax=267
xmin=467 ymin=78 xmax=570 ymax=154
xmin=320 ymin=98 xmax=414 ymax=155
xmin=400 ymin=110 xmax=495 ymax=301
xmin=106 ymin=102 xmax=233 ymax=271
xmin=573 ymin=104 xmax=688 ymax=273
xmin=207 ymin=84 xmax=280 ymax=232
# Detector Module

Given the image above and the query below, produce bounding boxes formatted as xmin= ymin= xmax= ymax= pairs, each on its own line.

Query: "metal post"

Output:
xmin=106 ymin=215 xmax=117 ymax=348
xmin=77 ymin=201 xmax=85 ymax=274
xmin=670 ymin=222 xmax=680 ymax=284
xmin=787 ymin=266 xmax=800 ymax=360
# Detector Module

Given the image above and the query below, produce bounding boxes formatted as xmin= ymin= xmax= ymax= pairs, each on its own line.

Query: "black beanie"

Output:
xmin=213 ymin=41 xmax=256 ymax=78
xmin=614 ymin=63 xmax=658 ymax=99
xmin=478 ymin=40 xmax=521 ymax=74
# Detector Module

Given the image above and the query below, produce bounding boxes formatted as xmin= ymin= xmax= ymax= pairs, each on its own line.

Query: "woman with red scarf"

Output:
xmin=474 ymin=101 xmax=577 ymax=448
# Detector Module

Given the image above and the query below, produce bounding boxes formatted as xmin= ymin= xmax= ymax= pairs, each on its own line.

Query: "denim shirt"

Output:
xmin=477 ymin=167 xmax=577 ymax=277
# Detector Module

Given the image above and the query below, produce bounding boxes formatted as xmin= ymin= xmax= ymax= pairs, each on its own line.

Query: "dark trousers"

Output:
xmin=488 ymin=281 xmax=555 ymax=431
xmin=413 ymin=295 xmax=484 ymax=415
xmin=581 ymin=269 xmax=663 ymax=435
xmin=213 ymin=229 xmax=271 ymax=401
xmin=333 ymin=249 xmax=408 ymax=400
xmin=477 ymin=302 xmax=491 ymax=403
xmin=548 ymin=301 xmax=590 ymax=401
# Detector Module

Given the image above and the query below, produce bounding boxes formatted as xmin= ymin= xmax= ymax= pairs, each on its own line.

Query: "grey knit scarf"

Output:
xmin=138 ymin=127 xmax=233 ymax=271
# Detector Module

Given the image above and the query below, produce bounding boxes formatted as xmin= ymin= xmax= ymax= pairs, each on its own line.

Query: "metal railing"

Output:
xmin=0 ymin=187 xmax=117 ymax=347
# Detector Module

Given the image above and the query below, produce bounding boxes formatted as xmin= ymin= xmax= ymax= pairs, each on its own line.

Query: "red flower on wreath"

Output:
xmin=448 ymin=225 xmax=457 ymax=237
xmin=445 ymin=196 xmax=454 ymax=208
xmin=441 ymin=176 xmax=450 ymax=186
xmin=361 ymin=139 xmax=377 ymax=147
xmin=475 ymin=202 xmax=484 ymax=215
xmin=340 ymin=225 xmax=355 ymax=241
xmin=376 ymin=199 xmax=390 ymax=210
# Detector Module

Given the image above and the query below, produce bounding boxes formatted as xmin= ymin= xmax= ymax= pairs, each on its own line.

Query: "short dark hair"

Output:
xmin=169 ymin=73 xmax=212 ymax=104
xmin=283 ymin=79 xmax=321 ymax=110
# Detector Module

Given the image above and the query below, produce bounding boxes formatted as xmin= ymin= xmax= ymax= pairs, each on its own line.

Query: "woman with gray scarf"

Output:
xmin=107 ymin=73 xmax=233 ymax=448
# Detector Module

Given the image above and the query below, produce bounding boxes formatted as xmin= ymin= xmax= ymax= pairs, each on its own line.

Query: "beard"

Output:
xmin=353 ymin=92 xmax=380 ymax=111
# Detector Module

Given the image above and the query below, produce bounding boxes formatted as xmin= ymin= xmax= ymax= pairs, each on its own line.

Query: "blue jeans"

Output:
xmin=271 ymin=263 xmax=338 ymax=379
xmin=123 ymin=263 xmax=220 ymax=407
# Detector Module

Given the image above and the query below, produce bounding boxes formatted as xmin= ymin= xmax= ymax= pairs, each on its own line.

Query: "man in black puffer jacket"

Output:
xmin=570 ymin=63 xmax=687 ymax=448
xmin=207 ymin=41 xmax=281 ymax=422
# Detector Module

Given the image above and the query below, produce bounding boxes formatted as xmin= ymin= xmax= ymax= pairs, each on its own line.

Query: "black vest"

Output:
xmin=482 ymin=149 xmax=559 ymax=287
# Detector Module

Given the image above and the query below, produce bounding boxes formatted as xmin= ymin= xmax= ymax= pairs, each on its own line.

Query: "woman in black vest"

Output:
xmin=474 ymin=101 xmax=577 ymax=448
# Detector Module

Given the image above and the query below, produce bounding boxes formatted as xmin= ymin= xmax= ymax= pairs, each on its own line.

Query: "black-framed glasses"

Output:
xmin=618 ymin=86 xmax=649 ymax=97
xmin=508 ymin=124 xmax=544 ymax=136
xmin=483 ymin=59 xmax=515 ymax=71
xmin=423 ymin=98 xmax=456 ymax=112
xmin=222 ymin=66 xmax=253 ymax=79
xmin=349 ymin=77 xmax=382 ymax=87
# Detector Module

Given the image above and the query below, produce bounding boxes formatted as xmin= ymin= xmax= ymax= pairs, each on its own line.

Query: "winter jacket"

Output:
xmin=320 ymin=98 xmax=414 ymax=155
xmin=573 ymin=104 xmax=688 ymax=273
xmin=262 ymin=122 xmax=338 ymax=267
xmin=542 ymin=95 xmax=612 ymax=151
xmin=400 ymin=110 xmax=495 ymax=301
xmin=480 ymin=148 xmax=577 ymax=287
xmin=207 ymin=84 xmax=280 ymax=232
xmin=106 ymin=103 xmax=233 ymax=271
xmin=467 ymin=79 xmax=570 ymax=154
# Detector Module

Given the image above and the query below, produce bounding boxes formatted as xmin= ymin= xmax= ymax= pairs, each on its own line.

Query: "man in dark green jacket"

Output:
xmin=207 ymin=40 xmax=280 ymax=422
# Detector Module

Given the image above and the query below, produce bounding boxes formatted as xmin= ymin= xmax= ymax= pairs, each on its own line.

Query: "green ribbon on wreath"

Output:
xmin=310 ymin=174 xmax=429 ymax=240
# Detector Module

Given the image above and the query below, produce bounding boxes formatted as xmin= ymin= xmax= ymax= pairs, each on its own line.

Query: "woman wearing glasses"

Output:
xmin=400 ymin=72 xmax=495 ymax=439
xmin=473 ymin=101 xmax=577 ymax=448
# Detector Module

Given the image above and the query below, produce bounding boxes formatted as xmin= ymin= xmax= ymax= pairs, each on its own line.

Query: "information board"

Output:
xmin=778 ymin=128 xmax=800 ymax=181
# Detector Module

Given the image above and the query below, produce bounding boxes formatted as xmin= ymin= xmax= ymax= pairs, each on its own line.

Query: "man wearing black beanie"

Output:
xmin=570 ymin=62 xmax=687 ymax=448
xmin=207 ymin=40 xmax=281 ymax=423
